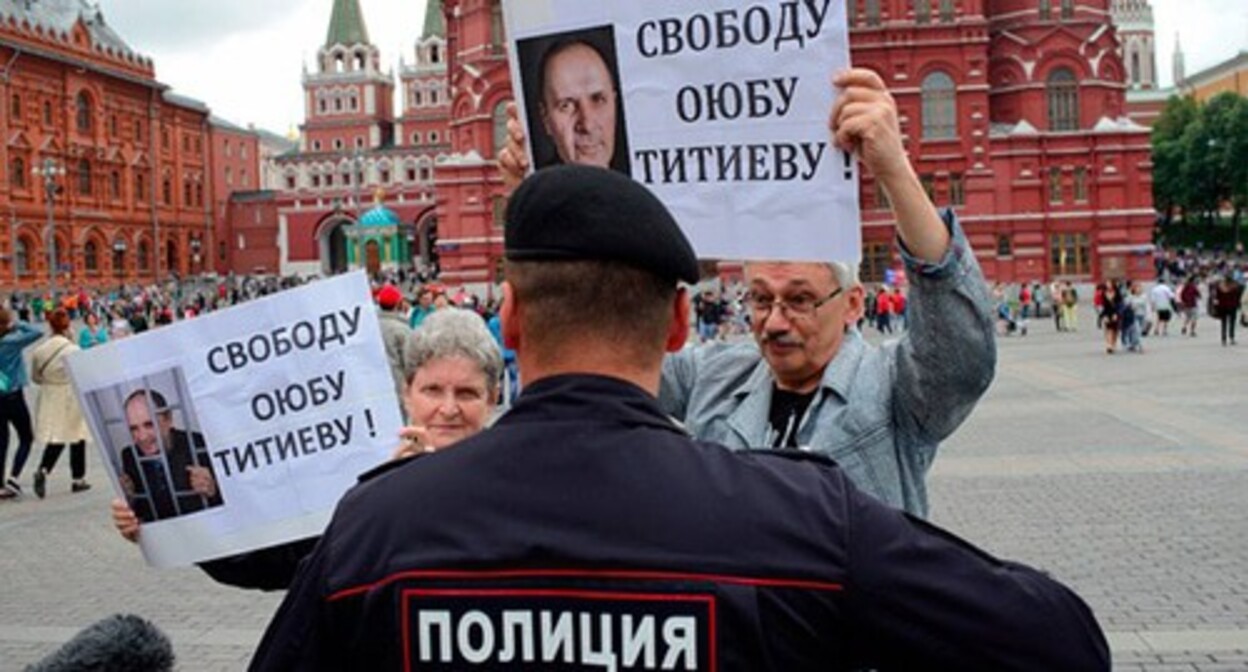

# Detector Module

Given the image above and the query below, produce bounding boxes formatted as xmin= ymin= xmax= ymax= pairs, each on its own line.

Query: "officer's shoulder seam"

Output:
xmin=356 ymin=454 xmax=424 ymax=483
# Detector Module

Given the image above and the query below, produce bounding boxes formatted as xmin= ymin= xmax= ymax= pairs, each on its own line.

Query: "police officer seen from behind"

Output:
xmin=250 ymin=165 xmax=1108 ymax=671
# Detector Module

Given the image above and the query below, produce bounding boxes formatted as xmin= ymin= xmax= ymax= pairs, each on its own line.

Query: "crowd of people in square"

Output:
xmin=985 ymin=250 xmax=1245 ymax=354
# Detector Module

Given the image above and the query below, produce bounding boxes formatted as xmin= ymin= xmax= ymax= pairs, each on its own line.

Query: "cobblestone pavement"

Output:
xmin=929 ymin=308 xmax=1248 ymax=671
xmin=1 ymin=306 xmax=1245 ymax=670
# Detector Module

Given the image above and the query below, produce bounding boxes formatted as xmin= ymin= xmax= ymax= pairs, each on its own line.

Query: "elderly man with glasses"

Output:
xmin=657 ymin=70 xmax=996 ymax=518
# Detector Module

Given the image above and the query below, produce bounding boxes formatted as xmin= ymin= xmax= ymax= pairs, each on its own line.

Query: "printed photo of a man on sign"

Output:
xmin=84 ymin=371 xmax=224 ymax=524
xmin=502 ymin=0 xmax=860 ymax=264
xmin=516 ymin=25 xmax=632 ymax=176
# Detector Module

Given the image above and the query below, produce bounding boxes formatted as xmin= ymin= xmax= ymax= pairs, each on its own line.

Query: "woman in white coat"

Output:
xmin=31 ymin=309 xmax=91 ymax=498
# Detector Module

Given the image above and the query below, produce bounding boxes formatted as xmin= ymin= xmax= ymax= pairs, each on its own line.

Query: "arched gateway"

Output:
xmin=317 ymin=216 xmax=354 ymax=276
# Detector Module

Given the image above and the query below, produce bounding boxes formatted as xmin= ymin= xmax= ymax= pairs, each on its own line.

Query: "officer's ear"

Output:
xmin=665 ymin=287 xmax=691 ymax=353
xmin=501 ymin=281 xmax=521 ymax=351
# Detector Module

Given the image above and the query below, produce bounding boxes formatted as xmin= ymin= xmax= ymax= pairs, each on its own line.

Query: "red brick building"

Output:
xmin=209 ymin=116 xmax=260 ymax=275
xmin=850 ymin=0 xmax=1154 ymax=283
xmin=224 ymin=190 xmax=281 ymax=274
xmin=430 ymin=0 xmax=1154 ymax=285
xmin=0 ymin=1 xmax=214 ymax=290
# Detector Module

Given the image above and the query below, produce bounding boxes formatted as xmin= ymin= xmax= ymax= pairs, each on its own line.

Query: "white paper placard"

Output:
xmin=504 ymin=0 xmax=861 ymax=263
xmin=66 ymin=272 xmax=402 ymax=567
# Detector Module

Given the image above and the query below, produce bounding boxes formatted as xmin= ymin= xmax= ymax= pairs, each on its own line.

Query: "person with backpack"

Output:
xmin=0 ymin=308 xmax=44 ymax=499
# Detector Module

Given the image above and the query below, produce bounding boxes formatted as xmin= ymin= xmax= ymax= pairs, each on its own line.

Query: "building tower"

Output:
xmin=395 ymin=0 xmax=452 ymax=275
xmin=398 ymin=0 xmax=450 ymax=153
xmin=1173 ymin=33 xmax=1186 ymax=86
xmin=434 ymin=0 xmax=513 ymax=289
xmin=267 ymin=0 xmax=447 ymax=278
xmin=300 ymin=0 xmax=395 ymax=163
xmin=1110 ymin=0 xmax=1158 ymax=90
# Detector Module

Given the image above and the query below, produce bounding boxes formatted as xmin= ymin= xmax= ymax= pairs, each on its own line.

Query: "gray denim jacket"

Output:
xmin=659 ymin=214 xmax=996 ymax=517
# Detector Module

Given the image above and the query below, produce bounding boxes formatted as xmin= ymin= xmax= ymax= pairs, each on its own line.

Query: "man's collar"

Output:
xmin=734 ymin=353 xmax=777 ymax=400
xmin=818 ymin=329 xmax=865 ymax=403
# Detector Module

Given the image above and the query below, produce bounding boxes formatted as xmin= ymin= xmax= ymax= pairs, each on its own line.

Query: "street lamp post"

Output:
xmin=351 ymin=150 xmax=365 ymax=216
xmin=405 ymin=227 xmax=416 ymax=272
xmin=1206 ymin=138 xmax=1219 ymax=228
xmin=32 ymin=158 xmax=65 ymax=295
xmin=351 ymin=150 xmax=365 ymax=275
xmin=112 ymin=238 xmax=128 ymax=281
xmin=190 ymin=236 xmax=202 ymax=275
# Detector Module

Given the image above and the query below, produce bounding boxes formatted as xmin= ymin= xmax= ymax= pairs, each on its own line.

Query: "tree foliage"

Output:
xmin=1151 ymin=92 xmax=1248 ymax=228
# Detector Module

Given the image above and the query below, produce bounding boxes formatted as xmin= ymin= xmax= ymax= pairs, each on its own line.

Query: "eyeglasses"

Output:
xmin=744 ymin=287 xmax=844 ymax=320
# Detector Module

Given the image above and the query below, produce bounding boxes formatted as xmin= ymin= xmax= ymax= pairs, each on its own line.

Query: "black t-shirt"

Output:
xmin=700 ymin=300 xmax=726 ymax=325
xmin=769 ymin=387 xmax=816 ymax=448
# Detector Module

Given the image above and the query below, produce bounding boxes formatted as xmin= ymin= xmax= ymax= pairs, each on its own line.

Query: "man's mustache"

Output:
xmin=761 ymin=332 xmax=801 ymax=347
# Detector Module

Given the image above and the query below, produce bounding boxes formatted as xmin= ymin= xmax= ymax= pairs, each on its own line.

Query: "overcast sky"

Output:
xmin=96 ymin=0 xmax=1247 ymax=134
xmin=1150 ymin=0 xmax=1247 ymax=87
xmin=99 ymin=0 xmax=429 ymax=133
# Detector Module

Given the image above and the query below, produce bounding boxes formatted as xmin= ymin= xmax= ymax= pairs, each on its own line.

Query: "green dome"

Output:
xmin=359 ymin=204 xmax=400 ymax=228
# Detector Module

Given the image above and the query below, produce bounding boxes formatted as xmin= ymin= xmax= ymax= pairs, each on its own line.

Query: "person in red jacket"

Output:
xmin=891 ymin=286 xmax=908 ymax=330
xmin=874 ymin=286 xmax=893 ymax=333
xmin=1213 ymin=275 xmax=1244 ymax=346
xmin=1179 ymin=277 xmax=1202 ymax=337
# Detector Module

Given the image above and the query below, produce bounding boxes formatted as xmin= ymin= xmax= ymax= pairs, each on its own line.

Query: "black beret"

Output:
xmin=504 ymin=165 xmax=700 ymax=284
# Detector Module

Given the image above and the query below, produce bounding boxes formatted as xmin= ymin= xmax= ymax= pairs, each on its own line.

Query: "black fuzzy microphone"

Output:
xmin=25 ymin=614 xmax=175 ymax=672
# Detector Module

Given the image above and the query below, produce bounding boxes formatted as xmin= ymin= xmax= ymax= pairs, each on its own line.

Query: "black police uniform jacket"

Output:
xmin=198 ymin=536 xmax=318 ymax=591
xmin=250 ymin=375 xmax=1108 ymax=671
